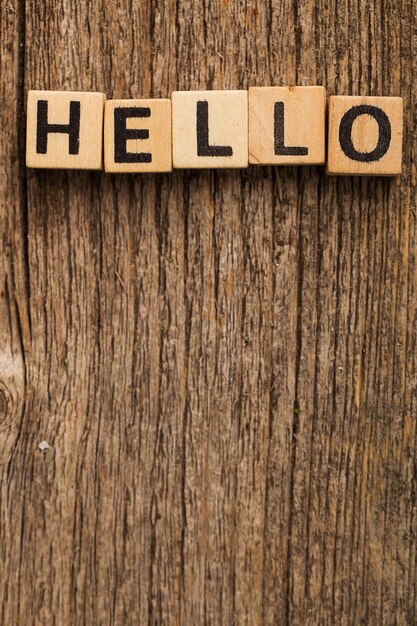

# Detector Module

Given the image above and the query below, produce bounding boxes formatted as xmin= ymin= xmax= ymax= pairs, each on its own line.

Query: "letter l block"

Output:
xmin=172 ymin=90 xmax=248 ymax=169
xmin=26 ymin=90 xmax=106 ymax=170
xmin=249 ymin=86 xmax=326 ymax=165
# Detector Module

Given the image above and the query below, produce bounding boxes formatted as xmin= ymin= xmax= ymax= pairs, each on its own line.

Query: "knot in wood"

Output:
xmin=0 ymin=385 xmax=10 ymax=423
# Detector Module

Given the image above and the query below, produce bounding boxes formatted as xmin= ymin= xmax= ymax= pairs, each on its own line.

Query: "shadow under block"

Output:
xmin=172 ymin=90 xmax=248 ymax=169
xmin=26 ymin=90 xmax=106 ymax=170
xmin=249 ymin=86 xmax=326 ymax=165
xmin=327 ymin=96 xmax=403 ymax=176
xmin=104 ymin=99 xmax=172 ymax=173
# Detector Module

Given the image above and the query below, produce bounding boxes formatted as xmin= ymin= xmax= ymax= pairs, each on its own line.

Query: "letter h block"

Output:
xmin=26 ymin=90 xmax=106 ymax=169
xmin=327 ymin=96 xmax=403 ymax=176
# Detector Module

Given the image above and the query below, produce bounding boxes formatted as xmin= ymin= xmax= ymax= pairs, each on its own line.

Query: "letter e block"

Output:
xmin=327 ymin=96 xmax=403 ymax=176
xmin=26 ymin=90 xmax=106 ymax=170
xmin=104 ymin=99 xmax=172 ymax=173
xmin=249 ymin=86 xmax=326 ymax=165
xmin=172 ymin=90 xmax=248 ymax=169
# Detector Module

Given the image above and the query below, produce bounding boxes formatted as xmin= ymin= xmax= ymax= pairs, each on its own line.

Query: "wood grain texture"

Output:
xmin=0 ymin=1 xmax=416 ymax=624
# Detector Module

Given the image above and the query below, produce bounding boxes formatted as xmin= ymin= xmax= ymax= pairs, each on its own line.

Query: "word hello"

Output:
xmin=26 ymin=87 xmax=404 ymax=176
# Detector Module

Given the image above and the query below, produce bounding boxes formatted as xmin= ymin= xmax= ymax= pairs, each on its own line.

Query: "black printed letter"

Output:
xmin=339 ymin=105 xmax=391 ymax=162
xmin=274 ymin=102 xmax=308 ymax=156
xmin=36 ymin=100 xmax=80 ymax=154
xmin=114 ymin=107 xmax=152 ymax=163
xmin=196 ymin=101 xmax=233 ymax=157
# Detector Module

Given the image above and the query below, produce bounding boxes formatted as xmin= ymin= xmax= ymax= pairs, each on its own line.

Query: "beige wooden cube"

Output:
xmin=26 ymin=90 xmax=106 ymax=170
xmin=249 ymin=86 xmax=326 ymax=165
xmin=104 ymin=99 xmax=172 ymax=173
xmin=172 ymin=90 xmax=248 ymax=169
xmin=327 ymin=96 xmax=403 ymax=176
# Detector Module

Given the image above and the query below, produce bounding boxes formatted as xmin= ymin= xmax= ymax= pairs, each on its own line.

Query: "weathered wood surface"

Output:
xmin=1 ymin=1 xmax=416 ymax=624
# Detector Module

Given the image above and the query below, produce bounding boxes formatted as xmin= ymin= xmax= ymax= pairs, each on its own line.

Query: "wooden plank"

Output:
xmin=0 ymin=1 xmax=31 ymax=624
xmin=0 ymin=0 xmax=416 ymax=625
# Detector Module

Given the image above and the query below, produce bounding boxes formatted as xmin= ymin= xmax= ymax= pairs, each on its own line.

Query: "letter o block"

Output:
xmin=172 ymin=90 xmax=248 ymax=169
xmin=104 ymin=99 xmax=172 ymax=173
xmin=26 ymin=90 xmax=106 ymax=170
xmin=327 ymin=96 xmax=403 ymax=176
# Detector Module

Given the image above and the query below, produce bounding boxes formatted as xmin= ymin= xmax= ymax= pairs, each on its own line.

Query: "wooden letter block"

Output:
xmin=327 ymin=96 xmax=403 ymax=176
xmin=104 ymin=99 xmax=172 ymax=173
xmin=249 ymin=86 xmax=326 ymax=165
xmin=26 ymin=90 xmax=106 ymax=170
xmin=172 ymin=90 xmax=248 ymax=169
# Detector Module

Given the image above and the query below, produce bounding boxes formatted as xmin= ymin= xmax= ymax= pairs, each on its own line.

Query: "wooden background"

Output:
xmin=1 ymin=1 xmax=416 ymax=624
